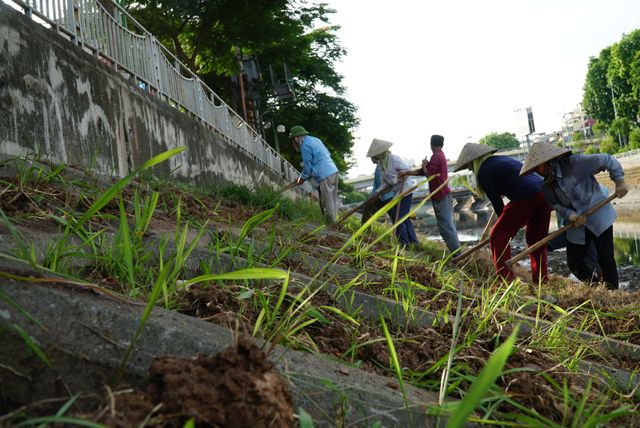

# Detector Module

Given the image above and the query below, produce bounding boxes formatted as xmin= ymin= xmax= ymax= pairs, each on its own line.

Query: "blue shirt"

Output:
xmin=299 ymin=135 xmax=338 ymax=182
xmin=477 ymin=156 xmax=543 ymax=216
xmin=542 ymin=154 xmax=623 ymax=244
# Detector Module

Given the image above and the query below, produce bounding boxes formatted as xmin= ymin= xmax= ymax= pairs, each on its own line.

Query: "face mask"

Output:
xmin=543 ymin=160 xmax=558 ymax=184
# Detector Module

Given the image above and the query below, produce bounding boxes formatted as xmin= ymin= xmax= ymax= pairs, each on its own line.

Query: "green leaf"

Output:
xmin=0 ymin=289 xmax=46 ymax=330
xmin=298 ymin=407 xmax=314 ymax=428
xmin=15 ymin=416 xmax=107 ymax=427
xmin=118 ymin=196 xmax=135 ymax=289
xmin=75 ymin=147 xmax=185 ymax=230
xmin=12 ymin=324 xmax=52 ymax=368
xmin=181 ymin=268 xmax=289 ymax=288
xmin=237 ymin=206 xmax=277 ymax=246
xmin=445 ymin=325 xmax=519 ymax=428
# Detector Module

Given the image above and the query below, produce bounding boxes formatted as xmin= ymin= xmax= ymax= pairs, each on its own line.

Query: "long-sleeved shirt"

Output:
xmin=372 ymin=154 xmax=411 ymax=201
xmin=477 ymin=155 xmax=543 ymax=216
xmin=299 ymin=135 xmax=338 ymax=182
xmin=421 ymin=149 xmax=451 ymax=201
xmin=542 ymin=154 xmax=623 ymax=244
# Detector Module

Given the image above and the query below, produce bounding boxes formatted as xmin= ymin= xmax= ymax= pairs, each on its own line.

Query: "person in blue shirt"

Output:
xmin=454 ymin=143 xmax=551 ymax=283
xmin=520 ymin=143 xmax=628 ymax=289
xmin=361 ymin=138 xmax=419 ymax=247
xmin=289 ymin=125 xmax=339 ymax=224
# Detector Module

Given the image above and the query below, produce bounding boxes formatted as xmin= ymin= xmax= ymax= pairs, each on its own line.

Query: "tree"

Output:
xmin=478 ymin=132 xmax=520 ymax=150
xmin=609 ymin=30 xmax=640 ymax=123
xmin=572 ymin=131 xmax=583 ymax=142
xmin=583 ymin=30 xmax=640 ymax=129
xmin=124 ymin=0 xmax=358 ymax=172
xmin=629 ymin=127 xmax=640 ymax=149
xmin=582 ymin=48 xmax=615 ymax=124
xmin=591 ymin=121 xmax=609 ymax=137
xmin=609 ymin=117 xmax=631 ymax=147
xmin=599 ymin=137 xmax=619 ymax=154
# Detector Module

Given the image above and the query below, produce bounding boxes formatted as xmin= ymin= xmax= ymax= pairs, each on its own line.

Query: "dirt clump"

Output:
xmin=95 ymin=337 xmax=293 ymax=427
xmin=403 ymin=264 xmax=441 ymax=288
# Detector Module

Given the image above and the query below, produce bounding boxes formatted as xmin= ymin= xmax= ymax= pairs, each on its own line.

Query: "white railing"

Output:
xmin=615 ymin=148 xmax=640 ymax=159
xmin=3 ymin=0 xmax=300 ymax=183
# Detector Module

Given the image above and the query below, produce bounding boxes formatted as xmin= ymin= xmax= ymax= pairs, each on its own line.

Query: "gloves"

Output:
xmin=296 ymin=177 xmax=305 ymax=185
xmin=569 ymin=213 xmax=586 ymax=227
xmin=615 ymin=180 xmax=629 ymax=198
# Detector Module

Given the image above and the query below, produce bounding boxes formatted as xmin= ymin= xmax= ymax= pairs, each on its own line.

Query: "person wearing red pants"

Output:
xmin=455 ymin=143 xmax=551 ymax=283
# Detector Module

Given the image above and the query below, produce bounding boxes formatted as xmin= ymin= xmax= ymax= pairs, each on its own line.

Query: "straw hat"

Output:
xmin=519 ymin=143 xmax=571 ymax=176
xmin=366 ymin=138 xmax=393 ymax=158
xmin=453 ymin=143 xmax=498 ymax=172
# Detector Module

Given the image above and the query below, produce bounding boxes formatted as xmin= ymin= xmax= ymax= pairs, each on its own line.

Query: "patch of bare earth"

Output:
xmin=92 ymin=338 xmax=294 ymax=427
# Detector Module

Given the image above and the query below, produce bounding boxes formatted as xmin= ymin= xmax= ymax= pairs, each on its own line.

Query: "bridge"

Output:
xmin=344 ymin=160 xmax=462 ymax=192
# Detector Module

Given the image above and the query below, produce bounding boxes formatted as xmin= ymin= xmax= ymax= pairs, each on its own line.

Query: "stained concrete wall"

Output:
xmin=0 ymin=3 xmax=301 ymax=194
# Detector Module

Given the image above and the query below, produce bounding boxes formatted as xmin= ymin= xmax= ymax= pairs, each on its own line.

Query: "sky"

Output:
xmin=322 ymin=0 xmax=640 ymax=178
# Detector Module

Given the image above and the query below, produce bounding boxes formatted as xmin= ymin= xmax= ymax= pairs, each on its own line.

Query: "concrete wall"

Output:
xmin=0 ymin=3 xmax=301 ymax=194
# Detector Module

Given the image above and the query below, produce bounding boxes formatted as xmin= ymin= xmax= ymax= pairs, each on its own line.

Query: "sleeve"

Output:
xmin=419 ymin=158 xmax=429 ymax=176
xmin=604 ymin=155 xmax=624 ymax=182
xmin=299 ymin=142 xmax=313 ymax=180
xmin=574 ymin=154 xmax=624 ymax=182
xmin=478 ymin=172 xmax=504 ymax=216
xmin=543 ymin=184 xmax=577 ymax=221
xmin=371 ymin=167 xmax=381 ymax=194
xmin=425 ymin=153 xmax=442 ymax=178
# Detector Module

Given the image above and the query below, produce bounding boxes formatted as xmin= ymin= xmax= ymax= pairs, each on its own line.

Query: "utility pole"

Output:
xmin=236 ymin=47 xmax=249 ymax=122
xmin=609 ymin=77 xmax=623 ymax=147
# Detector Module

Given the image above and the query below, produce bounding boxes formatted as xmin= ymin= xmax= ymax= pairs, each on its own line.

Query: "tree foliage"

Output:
xmin=629 ymin=127 xmax=640 ymax=149
xmin=582 ymin=48 xmax=615 ymax=124
xmin=478 ymin=132 xmax=520 ymax=150
xmin=583 ymin=29 xmax=640 ymax=131
xmin=124 ymin=0 xmax=358 ymax=172
xmin=609 ymin=117 xmax=632 ymax=146
xmin=599 ymin=137 xmax=619 ymax=154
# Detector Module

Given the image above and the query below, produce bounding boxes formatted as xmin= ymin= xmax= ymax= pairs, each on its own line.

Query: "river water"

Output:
xmin=412 ymin=203 xmax=640 ymax=290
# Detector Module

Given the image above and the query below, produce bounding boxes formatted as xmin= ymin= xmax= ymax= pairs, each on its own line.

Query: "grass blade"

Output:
xmin=445 ymin=325 xmax=519 ymax=428
xmin=75 ymin=147 xmax=185 ymax=230
xmin=12 ymin=324 xmax=52 ymax=368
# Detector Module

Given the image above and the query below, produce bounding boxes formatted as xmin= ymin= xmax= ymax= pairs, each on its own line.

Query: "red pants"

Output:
xmin=490 ymin=192 xmax=551 ymax=283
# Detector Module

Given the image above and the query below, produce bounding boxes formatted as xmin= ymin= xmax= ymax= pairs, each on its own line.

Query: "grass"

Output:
xmin=2 ymin=153 xmax=640 ymax=426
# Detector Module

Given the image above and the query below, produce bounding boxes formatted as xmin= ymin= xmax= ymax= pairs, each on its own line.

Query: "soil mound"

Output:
xmin=98 ymin=337 xmax=293 ymax=427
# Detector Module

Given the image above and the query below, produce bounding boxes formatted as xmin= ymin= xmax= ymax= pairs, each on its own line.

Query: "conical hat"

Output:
xmin=366 ymin=138 xmax=393 ymax=158
xmin=519 ymin=143 xmax=571 ymax=176
xmin=453 ymin=143 xmax=498 ymax=172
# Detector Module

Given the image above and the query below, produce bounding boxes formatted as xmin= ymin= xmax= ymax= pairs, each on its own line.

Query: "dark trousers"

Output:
xmin=361 ymin=194 xmax=418 ymax=246
xmin=548 ymin=231 xmax=602 ymax=277
xmin=567 ymin=226 xmax=618 ymax=289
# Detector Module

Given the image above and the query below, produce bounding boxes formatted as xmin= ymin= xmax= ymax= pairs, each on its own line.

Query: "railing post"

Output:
xmin=66 ymin=0 xmax=78 ymax=46
xmin=23 ymin=2 xmax=32 ymax=19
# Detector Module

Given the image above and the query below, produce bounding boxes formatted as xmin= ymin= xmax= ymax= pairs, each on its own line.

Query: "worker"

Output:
xmin=362 ymin=138 xmax=419 ymax=247
xmin=454 ymin=143 xmax=551 ymax=283
xmin=520 ymin=143 xmax=628 ymax=289
xmin=399 ymin=134 xmax=460 ymax=252
xmin=289 ymin=125 xmax=339 ymax=224
xmin=546 ymin=183 xmax=611 ymax=282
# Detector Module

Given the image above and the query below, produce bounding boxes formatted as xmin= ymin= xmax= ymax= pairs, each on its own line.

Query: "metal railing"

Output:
xmin=615 ymin=148 xmax=640 ymax=159
xmin=4 ymin=0 xmax=300 ymax=183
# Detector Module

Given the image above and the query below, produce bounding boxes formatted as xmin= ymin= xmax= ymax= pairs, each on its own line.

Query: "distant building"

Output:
xmin=561 ymin=104 xmax=593 ymax=144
